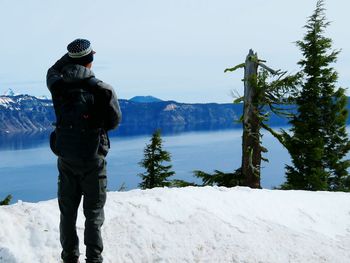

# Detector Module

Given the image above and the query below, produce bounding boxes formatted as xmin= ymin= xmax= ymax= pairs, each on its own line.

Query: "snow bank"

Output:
xmin=0 ymin=187 xmax=350 ymax=263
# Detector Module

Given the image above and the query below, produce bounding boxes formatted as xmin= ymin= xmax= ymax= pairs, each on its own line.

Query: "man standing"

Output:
xmin=47 ymin=39 xmax=122 ymax=263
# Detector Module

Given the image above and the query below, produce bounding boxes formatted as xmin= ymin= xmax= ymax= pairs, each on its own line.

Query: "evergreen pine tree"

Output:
xmin=138 ymin=129 xmax=175 ymax=189
xmin=0 ymin=194 xmax=12 ymax=206
xmin=323 ymin=88 xmax=350 ymax=190
xmin=282 ymin=0 xmax=350 ymax=191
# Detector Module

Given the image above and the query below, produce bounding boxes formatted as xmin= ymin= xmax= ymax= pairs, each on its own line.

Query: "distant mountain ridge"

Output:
xmin=1 ymin=94 xmax=350 ymax=135
xmin=3 ymin=88 xmax=16 ymax=97
xmin=0 ymin=94 xmax=242 ymax=135
xmin=129 ymin=96 xmax=163 ymax=103
xmin=0 ymin=95 xmax=54 ymax=134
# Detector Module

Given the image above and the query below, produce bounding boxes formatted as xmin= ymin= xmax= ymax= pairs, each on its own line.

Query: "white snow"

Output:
xmin=164 ymin=103 xmax=178 ymax=111
xmin=0 ymin=97 xmax=15 ymax=109
xmin=36 ymin=95 xmax=50 ymax=100
xmin=3 ymin=88 xmax=15 ymax=97
xmin=0 ymin=186 xmax=350 ymax=263
xmin=0 ymin=97 xmax=14 ymax=104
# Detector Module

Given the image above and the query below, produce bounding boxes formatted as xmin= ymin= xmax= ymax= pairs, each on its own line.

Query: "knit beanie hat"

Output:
xmin=67 ymin=39 xmax=95 ymax=66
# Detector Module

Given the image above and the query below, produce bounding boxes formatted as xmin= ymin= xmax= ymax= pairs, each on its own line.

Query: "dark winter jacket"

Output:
xmin=47 ymin=53 xmax=122 ymax=160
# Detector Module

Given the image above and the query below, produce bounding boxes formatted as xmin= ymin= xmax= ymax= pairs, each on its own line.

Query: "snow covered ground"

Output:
xmin=0 ymin=186 xmax=349 ymax=263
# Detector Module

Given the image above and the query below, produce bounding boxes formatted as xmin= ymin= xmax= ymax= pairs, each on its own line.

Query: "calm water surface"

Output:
xmin=0 ymin=129 xmax=290 ymax=203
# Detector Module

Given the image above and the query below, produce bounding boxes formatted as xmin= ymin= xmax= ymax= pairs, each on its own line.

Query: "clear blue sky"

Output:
xmin=0 ymin=0 xmax=349 ymax=103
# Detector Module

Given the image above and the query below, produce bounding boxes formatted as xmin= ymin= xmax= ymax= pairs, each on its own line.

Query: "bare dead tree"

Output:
xmin=225 ymin=49 xmax=299 ymax=188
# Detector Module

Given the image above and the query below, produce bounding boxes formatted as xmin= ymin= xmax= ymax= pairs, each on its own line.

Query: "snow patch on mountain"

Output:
xmin=164 ymin=103 xmax=178 ymax=111
xmin=0 ymin=96 xmax=14 ymax=107
xmin=36 ymin=95 xmax=51 ymax=100
xmin=0 ymin=96 xmax=18 ymax=110
xmin=0 ymin=187 xmax=349 ymax=263
xmin=3 ymin=88 xmax=15 ymax=96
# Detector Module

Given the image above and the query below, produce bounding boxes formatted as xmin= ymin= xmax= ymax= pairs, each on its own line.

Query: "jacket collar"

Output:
xmin=61 ymin=64 xmax=95 ymax=83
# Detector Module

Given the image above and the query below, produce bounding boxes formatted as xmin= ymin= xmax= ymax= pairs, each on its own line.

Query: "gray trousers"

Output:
xmin=57 ymin=157 xmax=107 ymax=263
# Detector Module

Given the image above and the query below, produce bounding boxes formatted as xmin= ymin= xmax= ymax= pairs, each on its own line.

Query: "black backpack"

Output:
xmin=50 ymin=78 xmax=108 ymax=160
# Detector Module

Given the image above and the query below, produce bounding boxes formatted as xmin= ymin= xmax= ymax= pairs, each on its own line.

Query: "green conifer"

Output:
xmin=138 ymin=129 xmax=175 ymax=189
xmin=0 ymin=194 xmax=12 ymax=206
xmin=282 ymin=0 xmax=350 ymax=191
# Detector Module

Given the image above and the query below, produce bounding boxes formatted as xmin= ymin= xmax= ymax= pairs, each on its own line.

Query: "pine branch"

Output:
xmin=258 ymin=62 xmax=281 ymax=75
xmin=261 ymin=122 xmax=286 ymax=147
xmin=224 ymin=63 xmax=245 ymax=73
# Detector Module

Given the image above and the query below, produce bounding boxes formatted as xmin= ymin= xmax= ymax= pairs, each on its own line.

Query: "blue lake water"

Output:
xmin=0 ymin=129 xmax=291 ymax=203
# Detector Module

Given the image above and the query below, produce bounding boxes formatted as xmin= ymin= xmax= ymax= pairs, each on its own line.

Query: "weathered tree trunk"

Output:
xmin=241 ymin=49 xmax=261 ymax=188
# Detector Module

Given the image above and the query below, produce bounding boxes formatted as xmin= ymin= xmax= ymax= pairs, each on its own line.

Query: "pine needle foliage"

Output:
xmin=0 ymin=194 xmax=12 ymax=206
xmin=193 ymin=168 xmax=243 ymax=187
xmin=138 ymin=129 xmax=175 ymax=189
xmin=281 ymin=0 xmax=350 ymax=191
